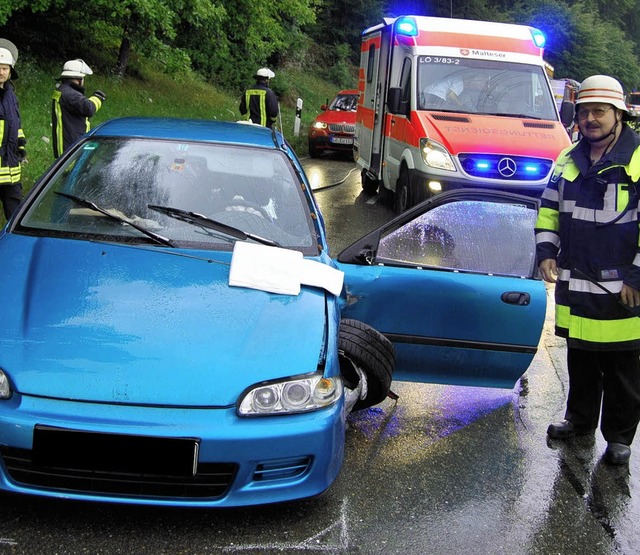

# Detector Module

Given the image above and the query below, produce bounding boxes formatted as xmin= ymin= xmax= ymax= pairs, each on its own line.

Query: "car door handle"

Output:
xmin=501 ymin=291 xmax=530 ymax=306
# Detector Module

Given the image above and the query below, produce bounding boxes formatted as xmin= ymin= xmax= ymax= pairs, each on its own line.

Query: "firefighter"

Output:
xmin=0 ymin=39 xmax=26 ymax=220
xmin=535 ymin=75 xmax=640 ymax=465
xmin=239 ymin=68 xmax=279 ymax=128
xmin=51 ymin=59 xmax=106 ymax=158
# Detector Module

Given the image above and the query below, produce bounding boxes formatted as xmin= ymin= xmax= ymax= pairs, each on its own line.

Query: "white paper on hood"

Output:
xmin=228 ymin=241 xmax=344 ymax=296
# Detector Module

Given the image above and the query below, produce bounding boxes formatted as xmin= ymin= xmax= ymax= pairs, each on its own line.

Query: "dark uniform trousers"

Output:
xmin=0 ymin=182 xmax=22 ymax=220
xmin=566 ymin=347 xmax=640 ymax=445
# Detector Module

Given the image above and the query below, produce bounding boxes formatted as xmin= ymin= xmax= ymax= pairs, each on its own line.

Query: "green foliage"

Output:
xmin=513 ymin=0 xmax=640 ymax=87
xmin=327 ymin=44 xmax=358 ymax=89
xmin=3 ymin=0 xmax=640 ymax=90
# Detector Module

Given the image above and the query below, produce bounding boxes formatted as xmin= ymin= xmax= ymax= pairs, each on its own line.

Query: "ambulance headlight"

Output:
xmin=420 ymin=139 xmax=455 ymax=171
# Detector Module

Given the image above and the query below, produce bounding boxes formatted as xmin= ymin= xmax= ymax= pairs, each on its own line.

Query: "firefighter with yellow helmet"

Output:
xmin=536 ymin=75 xmax=640 ymax=465
xmin=51 ymin=59 xmax=106 ymax=158
xmin=0 ymin=38 xmax=26 ymax=220
xmin=239 ymin=68 xmax=279 ymax=128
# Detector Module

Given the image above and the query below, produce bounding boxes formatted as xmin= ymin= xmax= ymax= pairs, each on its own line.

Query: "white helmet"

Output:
xmin=256 ymin=67 xmax=275 ymax=79
xmin=576 ymin=75 xmax=628 ymax=112
xmin=0 ymin=47 xmax=15 ymax=67
xmin=0 ymin=39 xmax=19 ymax=79
xmin=59 ymin=59 xmax=93 ymax=79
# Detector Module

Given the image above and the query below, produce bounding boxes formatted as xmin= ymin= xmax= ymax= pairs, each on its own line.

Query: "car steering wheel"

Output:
xmin=221 ymin=199 xmax=271 ymax=219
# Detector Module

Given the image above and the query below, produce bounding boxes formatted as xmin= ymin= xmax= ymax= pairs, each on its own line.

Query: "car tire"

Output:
xmin=394 ymin=166 xmax=411 ymax=213
xmin=339 ymin=319 xmax=396 ymax=411
xmin=308 ymin=140 xmax=321 ymax=158
xmin=361 ymin=169 xmax=379 ymax=195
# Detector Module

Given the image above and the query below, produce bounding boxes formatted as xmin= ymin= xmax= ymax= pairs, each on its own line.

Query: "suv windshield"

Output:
xmin=17 ymin=138 xmax=317 ymax=252
xmin=418 ymin=57 xmax=558 ymax=120
xmin=329 ymin=94 xmax=358 ymax=112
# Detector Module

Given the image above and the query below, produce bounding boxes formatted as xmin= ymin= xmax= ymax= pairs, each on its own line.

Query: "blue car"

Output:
xmin=0 ymin=117 xmax=546 ymax=507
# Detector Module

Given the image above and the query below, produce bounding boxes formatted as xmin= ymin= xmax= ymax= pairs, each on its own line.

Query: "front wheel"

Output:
xmin=339 ymin=319 xmax=396 ymax=411
xmin=308 ymin=140 xmax=321 ymax=158
xmin=394 ymin=167 xmax=411 ymax=213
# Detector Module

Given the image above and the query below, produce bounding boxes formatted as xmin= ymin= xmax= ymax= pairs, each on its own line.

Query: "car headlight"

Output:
xmin=238 ymin=373 xmax=342 ymax=416
xmin=420 ymin=138 xmax=456 ymax=171
xmin=0 ymin=369 xmax=12 ymax=399
xmin=312 ymin=122 xmax=328 ymax=130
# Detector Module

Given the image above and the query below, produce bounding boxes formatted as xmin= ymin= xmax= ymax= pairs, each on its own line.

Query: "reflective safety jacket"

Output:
xmin=239 ymin=82 xmax=278 ymax=128
xmin=535 ymin=124 xmax=640 ymax=350
xmin=51 ymin=80 xmax=103 ymax=158
xmin=0 ymin=82 xmax=25 ymax=185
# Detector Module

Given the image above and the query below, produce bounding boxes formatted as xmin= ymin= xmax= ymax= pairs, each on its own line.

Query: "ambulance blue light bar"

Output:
xmin=530 ymin=29 xmax=546 ymax=48
xmin=395 ymin=17 xmax=418 ymax=37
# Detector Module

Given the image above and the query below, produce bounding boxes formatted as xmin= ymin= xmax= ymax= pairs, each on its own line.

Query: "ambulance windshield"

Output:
xmin=418 ymin=57 xmax=557 ymax=120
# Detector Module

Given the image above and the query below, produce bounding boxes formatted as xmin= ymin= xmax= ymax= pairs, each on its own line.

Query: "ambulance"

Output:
xmin=354 ymin=15 xmax=574 ymax=211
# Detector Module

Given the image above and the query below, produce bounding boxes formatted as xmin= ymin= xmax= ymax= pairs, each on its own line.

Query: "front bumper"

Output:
xmin=308 ymin=133 xmax=354 ymax=151
xmin=410 ymin=166 xmax=547 ymax=198
xmin=0 ymin=393 xmax=346 ymax=507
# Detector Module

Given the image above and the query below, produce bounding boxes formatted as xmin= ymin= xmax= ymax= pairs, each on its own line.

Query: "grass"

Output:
xmin=12 ymin=59 xmax=347 ymax=201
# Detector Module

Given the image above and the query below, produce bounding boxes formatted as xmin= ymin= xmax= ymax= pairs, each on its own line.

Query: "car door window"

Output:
xmin=376 ymin=200 xmax=536 ymax=278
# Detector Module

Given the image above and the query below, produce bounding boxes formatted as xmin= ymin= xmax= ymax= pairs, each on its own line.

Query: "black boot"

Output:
xmin=547 ymin=420 xmax=595 ymax=439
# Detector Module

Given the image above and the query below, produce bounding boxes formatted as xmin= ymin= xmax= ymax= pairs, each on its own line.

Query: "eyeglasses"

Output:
xmin=576 ymin=106 xmax=613 ymax=120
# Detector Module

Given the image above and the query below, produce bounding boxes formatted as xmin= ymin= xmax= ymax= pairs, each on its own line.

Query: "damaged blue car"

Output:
xmin=0 ymin=117 xmax=546 ymax=507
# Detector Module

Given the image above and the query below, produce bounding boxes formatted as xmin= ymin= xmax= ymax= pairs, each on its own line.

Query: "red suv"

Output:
xmin=308 ymin=90 xmax=359 ymax=157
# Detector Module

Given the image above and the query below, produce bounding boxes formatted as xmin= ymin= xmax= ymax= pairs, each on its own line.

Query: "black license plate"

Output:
xmin=33 ymin=426 xmax=199 ymax=477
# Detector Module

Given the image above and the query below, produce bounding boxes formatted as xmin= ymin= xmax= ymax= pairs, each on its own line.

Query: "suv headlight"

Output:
xmin=238 ymin=373 xmax=342 ymax=416
xmin=312 ymin=122 xmax=328 ymax=129
xmin=0 ymin=369 xmax=12 ymax=399
xmin=420 ymin=138 xmax=456 ymax=171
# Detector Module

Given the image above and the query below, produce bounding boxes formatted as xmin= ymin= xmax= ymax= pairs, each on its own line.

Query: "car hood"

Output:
xmin=418 ymin=112 xmax=569 ymax=157
xmin=314 ymin=110 xmax=357 ymax=126
xmin=0 ymin=236 xmax=327 ymax=407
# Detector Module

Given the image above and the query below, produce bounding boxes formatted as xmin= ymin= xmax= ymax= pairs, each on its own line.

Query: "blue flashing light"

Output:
xmin=524 ymin=164 xmax=540 ymax=174
xmin=475 ymin=161 xmax=491 ymax=171
xmin=395 ymin=17 xmax=418 ymax=37
xmin=531 ymin=29 xmax=546 ymax=48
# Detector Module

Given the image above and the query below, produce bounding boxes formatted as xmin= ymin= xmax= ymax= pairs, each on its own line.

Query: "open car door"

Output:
xmin=336 ymin=189 xmax=546 ymax=389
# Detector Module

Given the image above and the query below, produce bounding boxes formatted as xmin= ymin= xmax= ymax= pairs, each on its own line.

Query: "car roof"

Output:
xmin=337 ymin=90 xmax=359 ymax=96
xmin=89 ymin=117 xmax=282 ymax=150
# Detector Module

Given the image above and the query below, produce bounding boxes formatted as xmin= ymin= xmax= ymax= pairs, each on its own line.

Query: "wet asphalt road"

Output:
xmin=0 ymin=153 xmax=638 ymax=554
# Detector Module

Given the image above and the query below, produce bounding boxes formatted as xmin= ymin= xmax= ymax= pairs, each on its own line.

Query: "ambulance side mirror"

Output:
xmin=560 ymin=100 xmax=575 ymax=129
xmin=387 ymin=87 xmax=408 ymax=115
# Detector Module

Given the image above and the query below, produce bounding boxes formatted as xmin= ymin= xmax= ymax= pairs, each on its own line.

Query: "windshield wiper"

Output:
xmin=55 ymin=192 xmax=174 ymax=247
xmin=147 ymin=205 xmax=280 ymax=247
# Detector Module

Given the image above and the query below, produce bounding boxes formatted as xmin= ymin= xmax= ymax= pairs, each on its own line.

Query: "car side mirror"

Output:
xmin=321 ymin=103 xmax=328 ymax=111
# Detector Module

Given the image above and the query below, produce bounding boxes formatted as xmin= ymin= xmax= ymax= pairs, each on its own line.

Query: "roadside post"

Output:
xmin=294 ymin=98 xmax=303 ymax=136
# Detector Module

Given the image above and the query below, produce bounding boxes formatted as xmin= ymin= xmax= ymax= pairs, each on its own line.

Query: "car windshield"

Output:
xmin=418 ymin=57 xmax=558 ymax=120
xmin=329 ymin=94 xmax=358 ymax=112
xmin=17 ymin=138 xmax=317 ymax=252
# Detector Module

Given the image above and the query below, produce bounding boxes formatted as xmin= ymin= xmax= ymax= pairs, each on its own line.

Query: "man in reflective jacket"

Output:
xmin=0 ymin=39 xmax=26 ymax=220
xmin=239 ymin=68 xmax=279 ymax=128
xmin=535 ymin=75 xmax=640 ymax=465
xmin=51 ymin=59 xmax=105 ymax=158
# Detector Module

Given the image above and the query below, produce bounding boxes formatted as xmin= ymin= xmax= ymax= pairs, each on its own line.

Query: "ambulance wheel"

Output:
xmin=361 ymin=170 xmax=379 ymax=195
xmin=395 ymin=167 xmax=411 ymax=213
xmin=339 ymin=319 xmax=396 ymax=412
